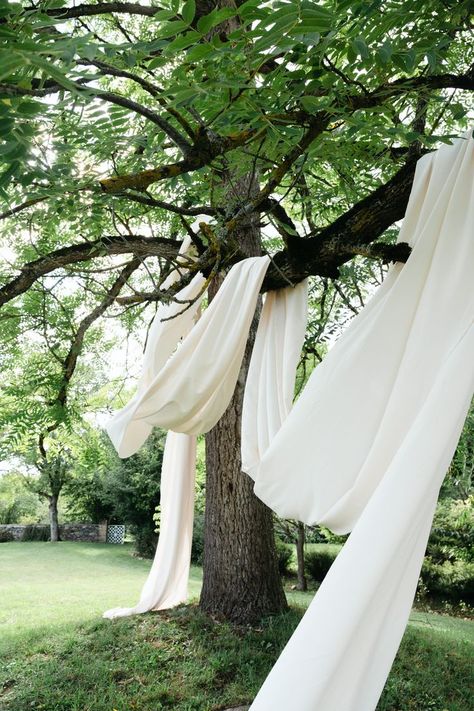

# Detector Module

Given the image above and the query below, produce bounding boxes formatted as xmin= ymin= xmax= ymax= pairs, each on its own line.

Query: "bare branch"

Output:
xmin=55 ymin=258 xmax=141 ymax=409
xmin=114 ymin=191 xmax=218 ymax=216
xmin=0 ymin=235 xmax=179 ymax=308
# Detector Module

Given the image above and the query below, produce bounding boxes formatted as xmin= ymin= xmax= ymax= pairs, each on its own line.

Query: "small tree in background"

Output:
xmin=67 ymin=429 xmax=166 ymax=557
xmin=24 ymin=441 xmax=73 ymax=542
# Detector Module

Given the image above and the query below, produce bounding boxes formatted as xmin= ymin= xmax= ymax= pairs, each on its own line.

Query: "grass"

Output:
xmin=0 ymin=542 xmax=202 ymax=657
xmin=0 ymin=542 xmax=473 ymax=711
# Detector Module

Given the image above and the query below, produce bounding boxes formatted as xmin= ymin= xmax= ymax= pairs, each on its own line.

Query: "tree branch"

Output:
xmin=99 ymin=127 xmax=257 ymax=192
xmin=261 ymin=158 xmax=418 ymax=289
xmin=42 ymin=3 xmax=165 ymax=20
xmin=55 ymin=258 xmax=141 ymax=409
xmin=76 ymin=58 xmax=196 ymax=140
xmin=0 ymin=235 xmax=180 ymax=308
xmin=0 ymin=81 xmax=192 ymax=155
xmin=114 ymin=191 xmax=218 ymax=216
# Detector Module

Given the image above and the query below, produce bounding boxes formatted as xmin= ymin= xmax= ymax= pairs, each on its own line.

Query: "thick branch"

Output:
xmin=99 ymin=128 xmax=256 ymax=192
xmin=261 ymin=158 xmax=418 ymax=289
xmin=0 ymin=235 xmax=179 ymax=308
xmin=43 ymin=3 xmax=164 ymax=20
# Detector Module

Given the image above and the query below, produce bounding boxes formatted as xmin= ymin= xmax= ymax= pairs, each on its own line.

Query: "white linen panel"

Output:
xmin=104 ymin=131 xmax=473 ymax=709
xmin=246 ymin=131 xmax=474 ymax=709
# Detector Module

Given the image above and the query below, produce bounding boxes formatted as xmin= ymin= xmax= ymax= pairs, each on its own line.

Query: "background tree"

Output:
xmin=67 ymin=429 xmax=166 ymax=556
xmin=0 ymin=471 xmax=41 ymax=524
xmin=0 ymin=0 xmax=473 ymax=622
xmin=23 ymin=438 xmax=74 ymax=542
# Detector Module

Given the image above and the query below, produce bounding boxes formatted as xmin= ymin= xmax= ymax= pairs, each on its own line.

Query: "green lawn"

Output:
xmin=0 ymin=542 xmax=473 ymax=711
xmin=0 ymin=542 xmax=202 ymax=656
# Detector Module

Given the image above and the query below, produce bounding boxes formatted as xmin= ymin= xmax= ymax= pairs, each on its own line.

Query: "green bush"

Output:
xmin=420 ymin=558 xmax=474 ymax=604
xmin=0 ymin=529 xmax=14 ymax=542
xmin=191 ymin=513 xmax=205 ymax=565
xmin=131 ymin=523 xmax=157 ymax=558
xmin=275 ymin=540 xmax=292 ymax=576
xmin=418 ymin=497 xmax=474 ymax=605
xmin=21 ymin=525 xmax=50 ymax=542
xmin=427 ymin=497 xmax=474 ymax=563
xmin=304 ymin=548 xmax=338 ymax=581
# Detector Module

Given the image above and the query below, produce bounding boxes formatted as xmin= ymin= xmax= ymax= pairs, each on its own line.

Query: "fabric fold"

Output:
xmin=103 ymin=431 xmax=196 ymax=619
xmin=246 ymin=130 xmax=474 ymax=710
xmin=104 ymin=130 xmax=473 ymax=711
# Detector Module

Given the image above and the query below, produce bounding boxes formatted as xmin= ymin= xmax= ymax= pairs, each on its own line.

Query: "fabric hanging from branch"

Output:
xmin=104 ymin=247 xmax=271 ymax=618
xmin=244 ymin=130 xmax=474 ymax=709
xmin=104 ymin=130 xmax=474 ymax=709
xmin=104 ymin=431 xmax=196 ymax=618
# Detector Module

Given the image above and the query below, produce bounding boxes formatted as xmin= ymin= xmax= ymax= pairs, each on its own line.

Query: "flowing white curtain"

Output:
xmin=104 ymin=253 xmax=271 ymax=618
xmin=104 ymin=131 xmax=474 ymax=709
xmin=245 ymin=131 xmax=474 ymax=709
xmin=104 ymin=431 xmax=196 ymax=618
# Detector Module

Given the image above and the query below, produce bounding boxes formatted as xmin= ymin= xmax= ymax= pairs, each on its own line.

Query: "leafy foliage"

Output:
xmin=0 ymin=472 xmax=41 ymax=524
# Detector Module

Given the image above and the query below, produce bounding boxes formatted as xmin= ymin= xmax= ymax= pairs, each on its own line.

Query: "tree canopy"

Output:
xmin=0 ymin=0 xmax=472 ymax=496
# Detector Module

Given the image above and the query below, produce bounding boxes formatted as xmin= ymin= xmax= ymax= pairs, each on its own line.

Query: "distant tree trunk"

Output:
xmin=296 ymin=522 xmax=307 ymax=591
xmin=49 ymin=495 xmax=60 ymax=542
xmin=200 ymin=173 xmax=287 ymax=624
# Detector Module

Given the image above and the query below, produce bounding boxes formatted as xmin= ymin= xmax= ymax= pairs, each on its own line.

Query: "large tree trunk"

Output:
xmin=200 ymin=174 xmax=287 ymax=624
xmin=49 ymin=494 xmax=60 ymax=542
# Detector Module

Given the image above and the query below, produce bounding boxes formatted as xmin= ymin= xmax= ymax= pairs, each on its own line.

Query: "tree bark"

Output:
xmin=296 ymin=522 xmax=307 ymax=592
xmin=49 ymin=495 xmax=60 ymax=542
xmin=200 ymin=174 xmax=287 ymax=624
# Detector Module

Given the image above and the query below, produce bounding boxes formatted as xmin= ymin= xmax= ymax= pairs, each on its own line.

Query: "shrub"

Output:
xmin=275 ymin=539 xmax=292 ymax=576
xmin=21 ymin=525 xmax=50 ymax=542
xmin=131 ymin=523 xmax=157 ymax=558
xmin=0 ymin=529 xmax=14 ymax=542
xmin=304 ymin=548 xmax=338 ymax=582
xmin=427 ymin=497 xmax=474 ymax=563
xmin=420 ymin=558 xmax=474 ymax=604
xmin=191 ymin=513 xmax=205 ymax=565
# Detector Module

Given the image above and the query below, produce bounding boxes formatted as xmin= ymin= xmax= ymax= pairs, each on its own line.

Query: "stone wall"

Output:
xmin=0 ymin=522 xmax=108 ymax=543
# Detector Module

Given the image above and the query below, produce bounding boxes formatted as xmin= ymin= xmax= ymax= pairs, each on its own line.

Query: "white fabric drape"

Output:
xmin=104 ymin=237 xmax=201 ymax=619
xmin=108 ymin=255 xmax=270 ymax=443
xmin=103 ymin=431 xmax=196 ymax=618
xmin=242 ymin=280 xmax=308 ymax=481
xmin=246 ymin=130 xmax=474 ymax=709
xmin=104 ymin=253 xmax=271 ymax=619
xmin=104 ymin=130 xmax=473 ymax=709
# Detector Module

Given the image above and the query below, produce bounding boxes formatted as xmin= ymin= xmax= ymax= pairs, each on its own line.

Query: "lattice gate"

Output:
xmin=106 ymin=524 xmax=125 ymax=544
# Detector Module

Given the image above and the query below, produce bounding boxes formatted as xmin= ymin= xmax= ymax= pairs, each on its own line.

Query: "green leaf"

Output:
xmin=0 ymin=52 xmax=25 ymax=81
xmin=352 ymin=37 xmax=369 ymax=59
xmin=196 ymin=7 xmax=236 ymax=34
xmin=185 ymin=43 xmax=214 ymax=62
xmin=182 ymin=0 xmax=195 ymax=24
xmin=300 ymin=95 xmax=321 ymax=113
xmin=163 ymin=30 xmax=200 ymax=55
xmin=153 ymin=19 xmax=188 ymax=39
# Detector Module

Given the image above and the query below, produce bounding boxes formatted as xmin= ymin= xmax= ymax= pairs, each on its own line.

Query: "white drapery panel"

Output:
xmin=108 ymin=255 xmax=270 ymax=442
xmin=104 ymin=131 xmax=473 ymax=709
xmin=104 ymin=253 xmax=271 ymax=619
xmin=246 ymin=131 xmax=474 ymax=709
xmin=242 ymin=280 xmax=308 ymax=481
xmin=104 ymin=431 xmax=196 ymax=618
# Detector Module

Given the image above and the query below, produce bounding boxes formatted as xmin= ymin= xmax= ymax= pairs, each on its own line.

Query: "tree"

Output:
xmin=68 ymin=429 xmax=166 ymax=556
xmin=0 ymin=0 xmax=473 ymax=621
xmin=24 ymin=440 xmax=74 ymax=542
xmin=0 ymin=471 xmax=41 ymax=524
